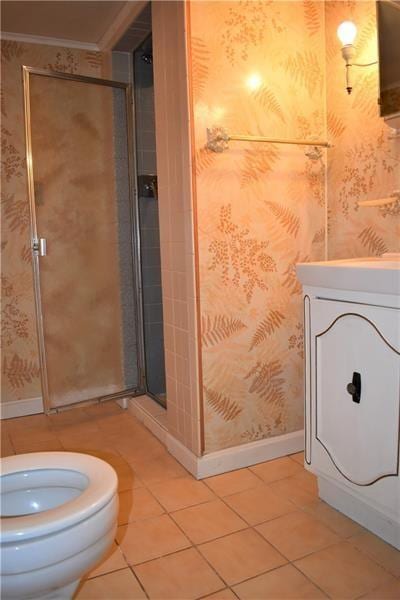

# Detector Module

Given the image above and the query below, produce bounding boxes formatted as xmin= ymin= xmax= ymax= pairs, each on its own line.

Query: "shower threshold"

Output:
xmin=147 ymin=391 xmax=166 ymax=409
xmin=127 ymin=394 xmax=168 ymax=443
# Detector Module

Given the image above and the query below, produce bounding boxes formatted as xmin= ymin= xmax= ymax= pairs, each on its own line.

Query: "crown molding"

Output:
xmin=97 ymin=0 xmax=147 ymax=51
xmin=1 ymin=1 xmax=149 ymax=54
xmin=0 ymin=31 xmax=99 ymax=51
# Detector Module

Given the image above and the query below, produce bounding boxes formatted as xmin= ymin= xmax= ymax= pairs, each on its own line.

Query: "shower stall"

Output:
xmin=134 ymin=35 xmax=166 ymax=407
xmin=24 ymin=22 xmax=166 ymax=412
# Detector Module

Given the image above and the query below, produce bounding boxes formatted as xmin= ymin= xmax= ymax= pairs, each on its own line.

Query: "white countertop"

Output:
xmin=296 ymin=255 xmax=400 ymax=296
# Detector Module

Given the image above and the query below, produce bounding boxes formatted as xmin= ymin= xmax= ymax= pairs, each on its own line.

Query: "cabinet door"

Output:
xmin=314 ymin=307 xmax=400 ymax=486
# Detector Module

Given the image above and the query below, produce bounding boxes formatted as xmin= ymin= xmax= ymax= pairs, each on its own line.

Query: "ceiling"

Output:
xmin=1 ymin=1 xmax=130 ymax=45
xmin=113 ymin=1 xmax=150 ymax=52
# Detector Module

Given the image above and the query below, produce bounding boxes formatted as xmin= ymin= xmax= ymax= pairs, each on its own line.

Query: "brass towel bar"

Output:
xmin=206 ymin=127 xmax=332 ymax=157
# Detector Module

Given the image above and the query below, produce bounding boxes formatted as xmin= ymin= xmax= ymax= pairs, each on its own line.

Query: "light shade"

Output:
xmin=337 ymin=20 xmax=357 ymax=46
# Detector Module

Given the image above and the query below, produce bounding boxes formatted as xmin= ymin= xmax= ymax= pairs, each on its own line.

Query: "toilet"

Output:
xmin=0 ymin=452 xmax=118 ymax=600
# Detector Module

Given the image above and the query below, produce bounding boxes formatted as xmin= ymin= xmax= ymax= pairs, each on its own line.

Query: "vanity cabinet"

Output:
xmin=297 ymin=257 xmax=400 ymax=549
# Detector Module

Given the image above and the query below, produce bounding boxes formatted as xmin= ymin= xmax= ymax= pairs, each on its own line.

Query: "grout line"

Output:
xmin=86 ymin=565 xmax=128 ymax=582
xmin=290 ymin=562 xmax=331 ymax=598
xmin=343 ymin=536 xmax=400 ymax=580
xmin=128 ymin=565 xmax=150 ymax=599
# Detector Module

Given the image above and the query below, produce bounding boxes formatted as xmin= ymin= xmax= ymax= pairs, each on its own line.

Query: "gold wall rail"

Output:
xmin=358 ymin=191 xmax=400 ymax=208
xmin=206 ymin=127 xmax=332 ymax=156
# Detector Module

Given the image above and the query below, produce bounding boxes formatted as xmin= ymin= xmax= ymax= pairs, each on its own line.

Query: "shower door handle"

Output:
xmin=39 ymin=238 xmax=47 ymax=256
xmin=33 ymin=238 xmax=47 ymax=256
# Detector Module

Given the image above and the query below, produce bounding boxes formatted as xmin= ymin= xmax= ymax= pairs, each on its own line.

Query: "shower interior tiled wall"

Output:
xmin=112 ymin=43 xmax=166 ymax=406
xmin=134 ymin=38 xmax=166 ymax=403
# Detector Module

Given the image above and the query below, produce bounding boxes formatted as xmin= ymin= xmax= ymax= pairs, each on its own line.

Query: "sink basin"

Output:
xmin=296 ymin=255 xmax=400 ymax=296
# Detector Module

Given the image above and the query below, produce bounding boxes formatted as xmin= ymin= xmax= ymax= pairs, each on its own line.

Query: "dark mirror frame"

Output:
xmin=376 ymin=0 xmax=400 ymax=119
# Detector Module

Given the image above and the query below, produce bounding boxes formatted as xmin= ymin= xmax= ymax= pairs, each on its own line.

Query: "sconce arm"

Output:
xmin=341 ymin=45 xmax=378 ymax=94
xmin=350 ymin=60 xmax=379 ymax=67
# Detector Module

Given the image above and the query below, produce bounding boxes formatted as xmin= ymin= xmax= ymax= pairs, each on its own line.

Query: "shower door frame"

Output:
xmin=23 ymin=65 xmax=146 ymax=413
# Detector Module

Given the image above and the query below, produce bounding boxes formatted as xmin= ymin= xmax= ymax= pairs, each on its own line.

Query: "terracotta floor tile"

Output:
xmin=268 ymin=473 xmax=317 ymax=507
xmin=134 ymin=547 xmax=224 ymax=599
xmin=48 ymin=408 xmax=91 ymax=428
xmin=149 ymin=476 xmax=215 ymax=512
xmin=75 ymin=568 xmax=146 ymax=599
xmin=224 ymin=485 xmax=295 ymax=525
xmin=8 ymin=404 xmax=396 ymax=600
xmin=87 ymin=543 xmax=128 ymax=578
xmin=349 ymin=531 xmax=400 ymax=577
xmin=9 ymin=427 xmax=59 ymax=446
xmin=204 ymin=469 xmax=261 ymax=497
xmin=5 ymin=413 xmax=52 ymax=434
xmin=84 ymin=401 xmax=123 ymax=418
xmin=290 ymin=451 xmax=305 ymax=465
xmin=74 ymin=448 xmax=124 ymax=466
xmin=59 ymin=433 xmax=117 ymax=454
xmin=360 ymin=577 xmax=400 ymax=599
xmin=12 ymin=439 xmax=64 ymax=454
xmin=233 ymin=563 xmax=327 ymax=599
xmin=116 ymin=514 xmax=191 ymax=565
xmin=256 ymin=510 xmax=340 ymax=560
xmin=113 ymin=460 xmax=142 ymax=492
xmin=294 ymin=541 xmax=393 ymax=599
xmin=250 ymin=457 xmax=304 ymax=484
xmin=95 ymin=413 xmax=145 ymax=436
xmin=54 ymin=421 xmax=101 ymax=439
xmin=202 ymin=589 xmax=238 ymax=599
xmin=118 ymin=488 xmax=164 ymax=525
xmin=131 ymin=452 xmax=189 ymax=485
xmin=294 ymin=470 xmax=319 ymax=495
xmin=171 ymin=499 xmax=247 ymax=544
xmin=114 ymin=432 xmax=167 ymax=465
xmin=199 ymin=528 xmax=286 ymax=586
xmin=1 ymin=434 xmax=15 ymax=457
xmin=302 ymin=500 xmax=364 ymax=538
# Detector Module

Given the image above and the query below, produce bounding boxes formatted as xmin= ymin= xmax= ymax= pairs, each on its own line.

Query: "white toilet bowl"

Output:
xmin=0 ymin=452 xmax=118 ymax=600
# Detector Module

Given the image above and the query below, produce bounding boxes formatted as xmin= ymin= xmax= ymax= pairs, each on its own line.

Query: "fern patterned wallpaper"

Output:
xmin=1 ymin=41 xmax=107 ymax=405
xmin=189 ymin=0 xmax=399 ymax=453
xmin=326 ymin=1 xmax=399 ymax=258
xmin=189 ymin=0 xmax=327 ymax=452
xmin=2 ymin=1 xmax=398 ymax=454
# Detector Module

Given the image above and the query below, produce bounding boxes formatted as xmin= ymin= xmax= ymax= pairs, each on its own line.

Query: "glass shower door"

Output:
xmin=24 ymin=67 xmax=142 ymax=411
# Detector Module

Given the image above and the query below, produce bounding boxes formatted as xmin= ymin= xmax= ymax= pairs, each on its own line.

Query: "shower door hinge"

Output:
xmin=32 ymin=238 xmax=47 ymax=256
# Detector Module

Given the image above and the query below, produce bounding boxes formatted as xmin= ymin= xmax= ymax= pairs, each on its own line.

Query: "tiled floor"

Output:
xmin=2 ymin=402 xmax=400 ymax=600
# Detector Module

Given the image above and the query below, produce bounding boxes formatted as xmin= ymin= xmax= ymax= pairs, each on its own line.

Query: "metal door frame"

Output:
xmin=23 ymin=65 xmax=146 ymax=413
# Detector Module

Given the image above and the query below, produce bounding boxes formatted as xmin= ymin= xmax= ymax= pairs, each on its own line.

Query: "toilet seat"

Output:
xmin=1 ymin=452 xmax=118 ymax=543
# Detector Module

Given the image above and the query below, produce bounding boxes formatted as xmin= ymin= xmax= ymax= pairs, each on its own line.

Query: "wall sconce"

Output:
xmin=337 ymin=20 xmax=378 ymax=94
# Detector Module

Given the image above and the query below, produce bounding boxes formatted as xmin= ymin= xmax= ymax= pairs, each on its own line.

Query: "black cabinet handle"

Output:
xmin=346 ymin=372 xmax=361 ymax=403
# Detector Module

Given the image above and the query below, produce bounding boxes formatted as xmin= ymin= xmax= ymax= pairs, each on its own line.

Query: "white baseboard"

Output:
xmin=169 ymin=430 xmax=304 ymax=479
xmin=0 ymin=397 xmax=44 ymax=420
xmin=127 ymin=397 xmax=304 ymax=478
xmin=319 ymin=476 xmax=400 ymax=550
xmin=195 ymin=430 xmax=304 ymax=479
xmin=167 ymin=434 xmax=200 ymax=475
